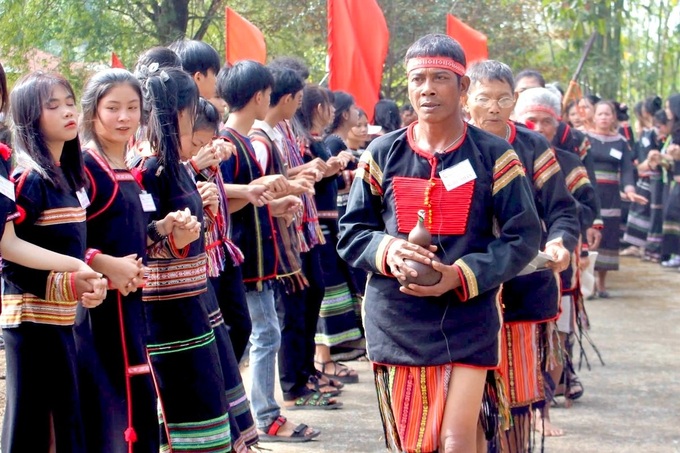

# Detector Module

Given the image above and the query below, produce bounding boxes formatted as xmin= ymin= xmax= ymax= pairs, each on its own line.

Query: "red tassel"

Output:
xmin=124 ymin=427 xmax=138 ymax=443
xmin=15 ymin=205 xmax=26 ymax=225
xmin=0 ymin=143 xmax=11 ymax=161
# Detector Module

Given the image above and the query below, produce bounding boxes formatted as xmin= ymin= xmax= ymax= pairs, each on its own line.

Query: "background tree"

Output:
xmin=0 ymin=0 xmax=678 ymax=106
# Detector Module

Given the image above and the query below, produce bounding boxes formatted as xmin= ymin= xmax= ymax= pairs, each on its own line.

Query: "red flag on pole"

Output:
xmin=111 ymin=52 xmax=125 ymax=69
xmin=328 ymin=0 xmax=389 ymax=122
xmin=225 ymin=7 xmax=267 ymax=65
xmin=446 ymin=14 xmax=488 ymax=64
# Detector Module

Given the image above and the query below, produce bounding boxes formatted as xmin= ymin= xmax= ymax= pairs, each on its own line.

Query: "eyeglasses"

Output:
xmin=472 ymin=97 xmax=515 ymax=109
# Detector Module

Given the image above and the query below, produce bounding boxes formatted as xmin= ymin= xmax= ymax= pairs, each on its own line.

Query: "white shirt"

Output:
xmin=251 ymin=120 xmax=285 ymax=171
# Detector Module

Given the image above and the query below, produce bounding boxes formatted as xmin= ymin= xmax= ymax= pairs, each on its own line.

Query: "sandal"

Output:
xmin=307 ymin=375 xmax=342 ymax=396
xmin=284 ymin=391 xmax=343 ymax=411
xmin=258 ymin=415 xmax=320 ymax=443
xmin=566 ymin=373 xmax=584 ymax=400
xmin=314 ymin=371 xmax=345 ymax=389
xmin=315 ymin=360 xmax=359 ymax=384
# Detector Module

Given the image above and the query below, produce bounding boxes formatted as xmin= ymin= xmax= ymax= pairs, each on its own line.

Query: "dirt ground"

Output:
xmin=0 ymin=255 xmax=679 ymax=452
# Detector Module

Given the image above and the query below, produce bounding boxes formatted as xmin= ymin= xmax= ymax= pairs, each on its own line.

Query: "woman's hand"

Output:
xmin=96 ymin=254 xmax=145 ymax=296
xmin=170 ymin=208 xmax=202 ymax=249
xmin=197 ymin=181 xmax=220 ymax=214
xmin=75 ymin=271 xmax=108 ymax=308
xmin=625 ymin=191 xmax=649 ymax=205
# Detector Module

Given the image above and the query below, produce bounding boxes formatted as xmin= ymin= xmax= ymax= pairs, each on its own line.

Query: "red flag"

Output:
xmin=111 ymin=52 xmax=125 ymax=69
xmin=328 ymin=0 xmax=389 ymax=122
xmin=225 ymin=7 xmax=266 ymax=65
xmin=446 ymin=14 xmax=488 ymax=65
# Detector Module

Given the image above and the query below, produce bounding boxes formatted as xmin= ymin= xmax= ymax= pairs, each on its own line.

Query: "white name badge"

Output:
xmin=76 ymin=187 xmax=91 ymax=209
xmin=641 ymin=136 xmax=651 ymax=148
xmin=609 ymin=148 xmax=623 ymax=160
xmin=0 ymin=176 xmax=15 ymax=202
xmin=139 ymin=191 xmax=157 ymax=212
xmin=439 ymin=159 xmax=477 ymax=191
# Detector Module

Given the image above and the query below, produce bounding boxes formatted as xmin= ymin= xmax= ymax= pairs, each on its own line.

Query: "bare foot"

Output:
xmin=534 ymin=413 xmax=565 ymax=437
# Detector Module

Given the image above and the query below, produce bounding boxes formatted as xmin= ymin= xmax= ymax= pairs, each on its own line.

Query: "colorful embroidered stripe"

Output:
xmin=454 ymin=258 xmax=479 ymax=299
xmin=374 ymin=364 xmax=452 ymax=452
xmin=532 ymin=149 xmax=561 ymax=191
xmin=375 ymin=235 xmax=397 ymax=275
xmin=499 ymin=323 xmax=544 ymax=407
xmin=147 ymin=330 xmax=216 ymax=356
xmin=0 ymin=293 xmax=78 ymax=328
xmin=356 ymin=151 xmax=384 ymax=196
xmin=565 ymin=167 xmax=590 ymax=193
xmin=143 ymin=254 xmax=208 ymax=302
xmin=492 ymin=150 xmax=525 ymax=196
xmin=35 ymin=207 xmax=86 ymax=226
xmin=163 ymin=413 xmax=232 ymax=452
xmin=595 ymin=170 xmax=619 ymax=184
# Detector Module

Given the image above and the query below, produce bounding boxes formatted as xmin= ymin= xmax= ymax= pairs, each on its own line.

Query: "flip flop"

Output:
xmin=258 ymin=416 xmax=321 ymax=443
xmin=284 ymin=391 xmax=343 ymax=411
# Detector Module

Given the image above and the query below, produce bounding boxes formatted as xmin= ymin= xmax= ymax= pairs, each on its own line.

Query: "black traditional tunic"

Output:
xmin=648 ymin=135 xmax=671 ymax=260
xmin=588 ymin=132 xmax=635 ymax=271
xmin=623 ymin=129 xmax=657 ymax=249
xmin=662 ymin=142 xmax=680 ymax=256
xmin=554 ymin=148 xmax=598 ymax=291
xmin=553 ymin=122 xmax=602 ymax=228
xmin=338 ymin=122 xmax=541 ymax=367
xmin=74 ymin=149 xmax=158 ymax=453
xmin=219 ymin=128 xmax=278 ymax=290
xmin=184 ymin=158 xmax=258 ymax=451
xmin=1 ymin=164 xmax=87 ymax=453
xmin=0 ymin=144 xmax=16 ymax=238
xmin=137 ymin=156 xmax=232 ymax=452
xmin=313 ymin=135 xmax=362 ymax=348
xmin=501 ymin=123 xmax=579 ymax=324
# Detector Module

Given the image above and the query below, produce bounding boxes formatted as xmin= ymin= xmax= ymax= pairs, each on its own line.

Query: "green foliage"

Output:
xmin=0 ymin=0 xmax=678 ymax=107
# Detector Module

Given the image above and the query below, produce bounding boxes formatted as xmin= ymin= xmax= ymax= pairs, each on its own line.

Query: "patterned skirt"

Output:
xmin=315 ymin=220 xmax=362 ymax=347
xmin=645 ymin=174 xmax=667 ymax=260
xmin=498 ymin=323 xmax=545 ymax=412
xmin=201 ymin=284 xmax=259 ymax=451
xmin=623 ymin=176 xmax=652 ymax=248
xmin=594 ymin=179 xmax=622 ymax=271
xmin=374 ymin=363 xmax=452 ymax=453
xmin=144 ymin=293 xmax=233 ymax=452
xmin=662 ymin=182 xmax=680 ymax=256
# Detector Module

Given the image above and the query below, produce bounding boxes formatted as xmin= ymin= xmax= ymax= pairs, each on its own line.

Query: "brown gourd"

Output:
xmin=400 ymin=209 xmax=442 ymax=287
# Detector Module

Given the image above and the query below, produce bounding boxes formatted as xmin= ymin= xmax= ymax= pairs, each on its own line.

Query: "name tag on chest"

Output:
xmin=0 ymin=176 xmax=15 ymax=201
xmin=439 ymin=159 xmax=477 ymax=191
xmin=609 ymin=148 xmax=623 ymax=160
xmin=76 ymin=188 xmax=90 ymax=209
xmin=139 ymin=191 xmax=157 ymax=212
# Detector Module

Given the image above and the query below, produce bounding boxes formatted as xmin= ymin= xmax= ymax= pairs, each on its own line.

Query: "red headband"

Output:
xmin=406 ymin=57 xmax=466 ymax=77
xmin=517 ymin=104 xmax=561 ymax=120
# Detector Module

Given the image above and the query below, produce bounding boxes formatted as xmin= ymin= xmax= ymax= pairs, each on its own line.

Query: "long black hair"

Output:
xmin=0 ymin=62 xmax=8 ymax=117
xmin=667 ymin=94 xmax=680 ymax=144
xmin=136 ymin=66 xmax=198 ymax=177
xmin=10 ymin=72 xmax=87 ymax=191
xmin=373 ymin=99 xmax=401 ymax=133
xmin=194 ymin=97 xmax=220 ymax=134
xmin=328 ymin=91 xmax=354 ymax=134
xmin=295 ymin=84 xmax=332 ymax=135
xmin=80 ymin=68 xmax=143 ymax=149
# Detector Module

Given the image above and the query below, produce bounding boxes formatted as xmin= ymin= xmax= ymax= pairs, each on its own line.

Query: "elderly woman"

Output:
xmin=463 ymin=61 xmax=579 ymax=452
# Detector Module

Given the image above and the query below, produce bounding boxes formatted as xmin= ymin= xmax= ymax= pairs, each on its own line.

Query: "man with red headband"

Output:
xmin=338 ymin=34 xmax=541 ymax=453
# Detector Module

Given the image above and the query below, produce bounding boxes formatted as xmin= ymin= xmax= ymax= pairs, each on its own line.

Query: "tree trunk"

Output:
xmin=156 ymin=0 xmax=190 ymax=44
